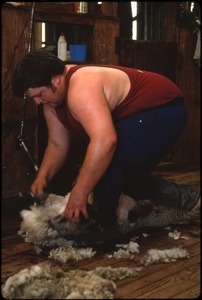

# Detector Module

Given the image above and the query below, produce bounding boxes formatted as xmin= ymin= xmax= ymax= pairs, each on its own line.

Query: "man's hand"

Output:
xmin=64 ymin=189 xmax=89 ymax=223
xmin=31 ymin=176 xmax=48 ymax=196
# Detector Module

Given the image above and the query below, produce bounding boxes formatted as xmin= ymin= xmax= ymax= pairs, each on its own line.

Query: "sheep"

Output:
xmin=18 ymin=193 xmax=200 ymax=250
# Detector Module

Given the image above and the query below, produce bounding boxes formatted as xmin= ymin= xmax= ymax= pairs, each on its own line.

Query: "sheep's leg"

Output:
xmin=135 ymin=209 xmax=200 ymax=228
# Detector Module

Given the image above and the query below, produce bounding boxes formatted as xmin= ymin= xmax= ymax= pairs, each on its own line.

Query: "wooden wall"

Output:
xmin=175 ymin=27 xmax=200 ymax=162
xmin=2 ymin=4 xmax=38 ymax=198
xmin=164 ymin=2 xmax=200 ymax=162
xmin=94 ymin=18 xmax=119 ymax=64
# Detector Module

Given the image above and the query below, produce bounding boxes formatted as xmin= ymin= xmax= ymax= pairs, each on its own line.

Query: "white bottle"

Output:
xmin=57 ymin=32 xmax=67 ymax=61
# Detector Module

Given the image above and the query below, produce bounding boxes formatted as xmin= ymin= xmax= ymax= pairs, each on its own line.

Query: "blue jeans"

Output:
xmin=93 ymin=105 xmax=188 ymax=218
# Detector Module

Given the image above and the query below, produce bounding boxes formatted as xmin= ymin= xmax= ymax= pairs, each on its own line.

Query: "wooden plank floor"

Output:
xmin=1 ymin=161 xmax=200 ymax=299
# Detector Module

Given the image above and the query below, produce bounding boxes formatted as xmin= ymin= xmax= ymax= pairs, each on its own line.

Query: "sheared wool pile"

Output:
xmin=141 ymin=247 xmax=190 ymax=266
xmin=49 ymin=246 xmax=96 ymax=263
xmin=1 ymin=263 xmax=142 ymax=299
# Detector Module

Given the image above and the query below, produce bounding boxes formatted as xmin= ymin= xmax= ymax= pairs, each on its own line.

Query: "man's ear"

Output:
xmin=51 ymin=75 xmax=61 ymax=86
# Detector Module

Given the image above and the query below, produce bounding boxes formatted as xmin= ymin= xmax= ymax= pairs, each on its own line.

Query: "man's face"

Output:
xmin=26 ymin=73 xmax=66 ymax=107
xmin=26 ymin=85 xmax=65 ymax=107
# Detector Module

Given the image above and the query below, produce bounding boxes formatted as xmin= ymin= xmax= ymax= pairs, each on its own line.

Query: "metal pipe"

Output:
xmin=19 ymin=93 xmax=27 ymax=137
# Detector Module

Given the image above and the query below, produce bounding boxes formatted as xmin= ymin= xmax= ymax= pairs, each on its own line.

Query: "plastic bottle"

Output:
xmin=57 ymin=32 xmax=67 ymax=61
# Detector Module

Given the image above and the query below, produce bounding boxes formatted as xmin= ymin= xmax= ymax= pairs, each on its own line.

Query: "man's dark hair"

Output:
xmin=12 ymin=49 xmax=65 ymax=97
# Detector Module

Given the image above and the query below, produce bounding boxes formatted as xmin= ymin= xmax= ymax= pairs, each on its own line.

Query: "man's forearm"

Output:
xmin=37 ymin=144 xmax=68 ymax=182
xmin=73 ymin=137 xmax=117 ymax=197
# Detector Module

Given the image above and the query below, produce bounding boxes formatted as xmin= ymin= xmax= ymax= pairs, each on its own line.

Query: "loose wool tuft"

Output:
xmin=49 ymin=246 xmax=96 ymax=263
xmin=141 ymin=247 xmax=190 ymax=266
xmin=106 ymin=241 xmax=140 ymax=259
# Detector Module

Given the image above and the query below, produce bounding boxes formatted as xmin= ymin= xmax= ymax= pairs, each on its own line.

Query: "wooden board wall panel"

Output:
xmin=94 ymin=18 xmax=119 ymax=64
xmin=164 ymin=2 xmax=178 ymax=42
xmin=116 ymin=39 xmax=178 ymax=81
xmin=2 ymin=6 xmax=38 ymax=198
xmin=176 ymin=28 xmax=200 ymax=162
xmin=160 ymin=2 xmax=200 ymax=162
xmin=101 ymin=2 xmax=118 ymax=17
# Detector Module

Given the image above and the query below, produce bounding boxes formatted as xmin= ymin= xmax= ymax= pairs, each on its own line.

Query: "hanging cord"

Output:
xmin=27 ymin=2 xmax=36 ymax=53
xmin=16 ymin=2 xmax=39 ymax=172
xmin=17 ymin=93 xmax=39 ymax=172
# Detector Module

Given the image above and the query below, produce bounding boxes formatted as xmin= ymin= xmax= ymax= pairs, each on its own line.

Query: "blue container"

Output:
xmin=69 ymin=44 xmax=87 ymax=62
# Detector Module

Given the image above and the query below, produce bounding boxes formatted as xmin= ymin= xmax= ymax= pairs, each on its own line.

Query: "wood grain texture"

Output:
xmin=1 ymin=161 xmax=200 ymax=298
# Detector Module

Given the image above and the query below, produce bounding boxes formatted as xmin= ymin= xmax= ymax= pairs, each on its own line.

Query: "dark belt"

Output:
xmin=163 ymin=96 xmax=184 ymax=107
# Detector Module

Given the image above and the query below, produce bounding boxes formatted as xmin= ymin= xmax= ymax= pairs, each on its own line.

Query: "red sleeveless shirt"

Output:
xmin=55 ymin=65 xmax=183 ymax=137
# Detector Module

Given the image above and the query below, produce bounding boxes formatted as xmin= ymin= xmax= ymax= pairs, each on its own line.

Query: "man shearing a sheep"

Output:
xmin=12 ymin=50 xmax=200 ymax=229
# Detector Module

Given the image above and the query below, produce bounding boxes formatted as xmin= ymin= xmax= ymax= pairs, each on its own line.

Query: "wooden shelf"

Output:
xmin=4 ymin=2 xmax=119 ymax=26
